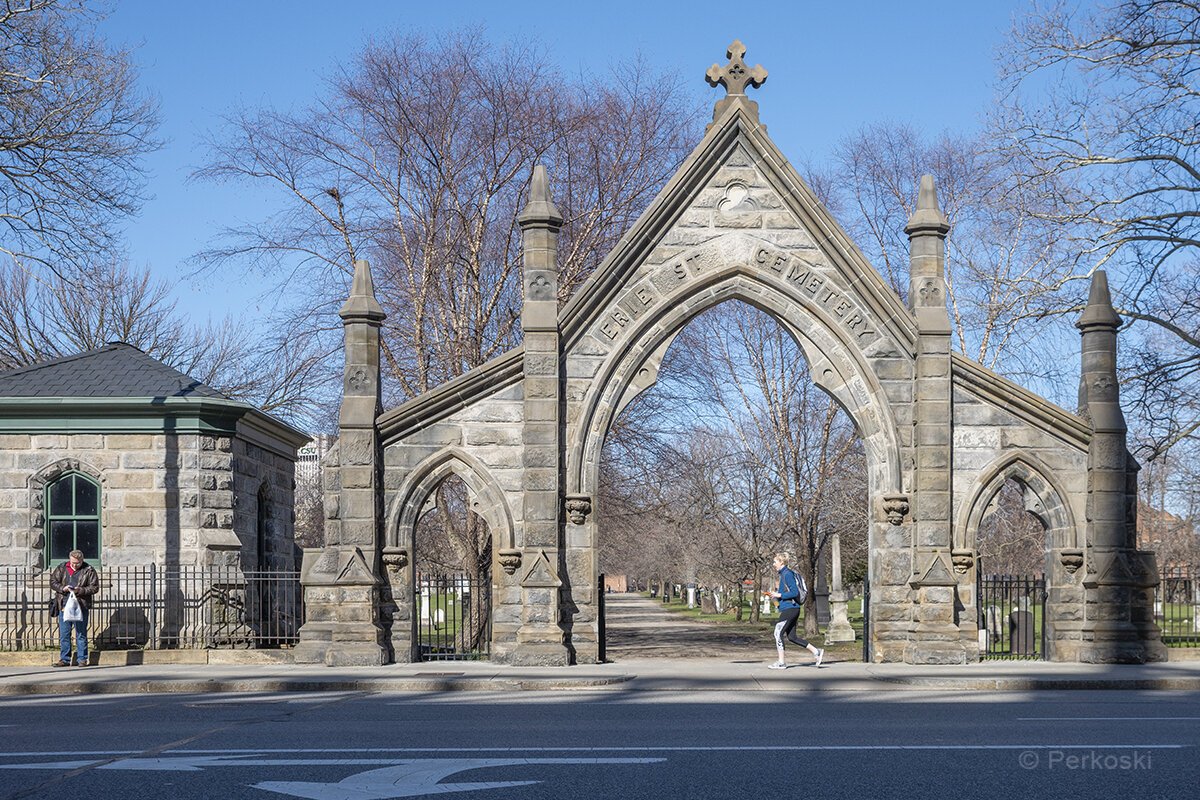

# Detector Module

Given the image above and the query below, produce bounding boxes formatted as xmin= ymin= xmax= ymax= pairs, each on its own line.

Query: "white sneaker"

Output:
xmin=767 ymin=662 xmax=788 ymax=670
xmin=814 ymin=648 xmax=825 ymax=667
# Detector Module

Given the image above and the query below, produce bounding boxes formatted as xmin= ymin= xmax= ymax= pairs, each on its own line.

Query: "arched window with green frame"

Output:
xmin=45 ymin=473 xmax=101 ymax=566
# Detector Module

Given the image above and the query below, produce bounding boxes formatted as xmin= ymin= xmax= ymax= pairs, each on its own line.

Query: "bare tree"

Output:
xmin=812 ymin=124 xmax=1081 ymax=397
xmin=598 ymin=301 xmax=869 ymax=635
xmin=195 ymin=28 xmax=702 ymax=575
xmin=195 ymin=30 xmax=701 ymax=401
xmin=995 ymin=0 xmax=1200 ymax=486
xmin=0 ymin=259 xmax=329 ymax=426
xmin=666 ymin=303 xmax=867 ymax=636
xmin=679 ymin=431 xmax=786 ymax=622
xmin=976 ymin=480 xmax=1048 ymax=577
xmin=1 ymin=0 xmax=160 ymax=275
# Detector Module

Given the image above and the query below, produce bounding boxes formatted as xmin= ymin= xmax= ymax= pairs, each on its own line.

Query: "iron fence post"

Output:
xmin=149 ymin=563 xmax=158 ymax=651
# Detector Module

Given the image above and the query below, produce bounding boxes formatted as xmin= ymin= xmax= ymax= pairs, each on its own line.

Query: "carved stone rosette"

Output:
xmin=497 ymin=548 xmax=522 ymax=576
xmin=882 ymin=494 xmax=910 ymax=526
xmin=951 ymin=548 xmax=975 ymax=575
xmin=565 ymin=494 xmax=592 ymax=526
xmin=381 ymin=547 xmax=407 ymax=576
xmin=1060 ymin=549 xmax=1084 ymax=575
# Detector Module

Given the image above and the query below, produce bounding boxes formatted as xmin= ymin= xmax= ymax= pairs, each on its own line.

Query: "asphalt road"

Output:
xmin=0 ymin=688 xmax=1196 ymax=800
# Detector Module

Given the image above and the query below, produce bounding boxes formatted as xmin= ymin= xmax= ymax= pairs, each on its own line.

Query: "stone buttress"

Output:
xmin=903 ymin=176 xmax=969 ymax=664
xmin=508 ymin=165 xmax=572 ymax=665
xmin=1076 ymin=273 xmax=1167 ymax=663
xmin=295 ymin=259 xmax=388 ymax=666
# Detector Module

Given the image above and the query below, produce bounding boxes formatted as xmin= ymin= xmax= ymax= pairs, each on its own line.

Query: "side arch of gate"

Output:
xmin=565 ymin=261 xmax=910 ymax=658
xmin=384 ymin=446 xmax=516 ymax=662
xmin=956 ymin=451 xmax=1083 ymax=659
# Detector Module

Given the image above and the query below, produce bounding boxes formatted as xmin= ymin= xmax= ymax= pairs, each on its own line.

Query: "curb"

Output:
xmin=864 ymin=675 xmax=1200 ymax=691
xmin=5 ymin=672 xmax=1200 ymax=695
xmin=0 ymin=675 xmax=635 ymax=696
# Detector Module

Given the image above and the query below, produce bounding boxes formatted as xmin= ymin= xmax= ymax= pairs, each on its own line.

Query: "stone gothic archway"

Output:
xmin=296 ymin=42 xmax=1167 ymax=668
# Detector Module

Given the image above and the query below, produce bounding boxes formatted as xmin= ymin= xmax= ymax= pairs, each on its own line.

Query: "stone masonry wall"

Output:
xmin=228 ymin=434 xmax=298 ymax=572
xmin=0 ymin=433 xmax=201 ymax=569
xmin=382 ymin=382 xmax=527 ymax=660
xmin=0 ymin=431 xmax=297 ymax=572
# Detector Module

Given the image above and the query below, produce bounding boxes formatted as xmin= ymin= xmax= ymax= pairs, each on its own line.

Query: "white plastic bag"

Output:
xmin=62 ymin=592 xmax=82 ymax=623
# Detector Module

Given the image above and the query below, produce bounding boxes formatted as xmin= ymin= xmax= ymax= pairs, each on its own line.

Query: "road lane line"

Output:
xmin=0 ymin=743 xmax=1188 ymax=763
xmin=1018 ymin=717 xmax=1200 ymax=721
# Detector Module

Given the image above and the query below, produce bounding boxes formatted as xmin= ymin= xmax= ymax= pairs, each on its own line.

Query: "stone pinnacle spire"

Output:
xmin=518 ymin=164 xmax=562 ymax=229
xmin=904 ymin=175 xmax=951 ymax=236
xmin=1076 ymin=269 xmax=1121 ymax=330
xmin=1077 ymin=270 xmax=1125 ymax=432
xmin=339 ymin=259 xmax=385 ymax=322
xmin=905 ymin=175 xmax=951 ymax=333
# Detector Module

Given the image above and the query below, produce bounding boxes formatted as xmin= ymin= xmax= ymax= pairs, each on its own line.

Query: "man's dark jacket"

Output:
xmin=49 ymin=561 xmax=100 ymax=614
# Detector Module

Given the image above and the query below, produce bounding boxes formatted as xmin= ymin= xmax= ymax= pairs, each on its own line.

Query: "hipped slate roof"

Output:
xmin=0 ymin=343 xmax=227 ymax=399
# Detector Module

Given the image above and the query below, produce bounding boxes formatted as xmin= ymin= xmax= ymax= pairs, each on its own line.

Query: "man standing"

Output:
xmin=49 ymin=550 xmax=100 ymax=667
xmin=766 ymin=552 xmax=824 ymax=669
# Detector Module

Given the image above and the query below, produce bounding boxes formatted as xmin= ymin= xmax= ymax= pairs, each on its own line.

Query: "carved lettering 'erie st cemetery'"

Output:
xmin=594 ymin=241 xmax=878 ymax=345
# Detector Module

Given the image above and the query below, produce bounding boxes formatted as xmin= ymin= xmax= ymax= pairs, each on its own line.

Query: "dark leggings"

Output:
xmin=774 ymin=606 xmax=810 ymax=649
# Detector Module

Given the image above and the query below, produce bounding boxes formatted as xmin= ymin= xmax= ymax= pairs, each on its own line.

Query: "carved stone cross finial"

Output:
xmin=706 ymin=40 xmax=767 ymax=97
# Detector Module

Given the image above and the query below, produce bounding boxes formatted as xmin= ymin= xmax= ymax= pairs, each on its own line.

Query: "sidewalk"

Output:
xmin=5 ymin=593 xmax=1198 ymax=695
xmin=2 ymin=657 xmax=1200 ymax=695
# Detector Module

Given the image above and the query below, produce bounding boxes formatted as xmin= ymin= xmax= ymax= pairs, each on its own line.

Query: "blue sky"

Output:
xmin=100 ymin=0 xmax=1030 ymax=320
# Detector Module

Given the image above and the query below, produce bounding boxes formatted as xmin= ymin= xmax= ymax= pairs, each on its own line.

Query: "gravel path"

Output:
xmin=602 ymin=592 xmax=772 ymax=660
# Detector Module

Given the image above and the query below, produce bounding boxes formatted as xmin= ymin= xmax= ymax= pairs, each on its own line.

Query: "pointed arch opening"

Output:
xmin=959 ymin=453 xmax=1078 ymax=559
xmin=597 ymin=296 xmax=870 ymax=655
xmin=388 ymin=448 xmax=515 ymax=661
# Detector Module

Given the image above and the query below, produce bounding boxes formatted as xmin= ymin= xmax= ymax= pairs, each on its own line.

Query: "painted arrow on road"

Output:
xmin=0 ymin=754 xmax=663 ymax=799
xmin=253 ymin=757 xmax=665 ymax=800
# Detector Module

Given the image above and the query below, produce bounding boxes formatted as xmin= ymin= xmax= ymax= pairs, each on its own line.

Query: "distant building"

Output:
xmin=602 ymin=574 xmax=628 ymax=593
xmin=296 ymin=434 xmax=335 ymax=488
xmin=0 ymin=343 xmax=309 ymax=571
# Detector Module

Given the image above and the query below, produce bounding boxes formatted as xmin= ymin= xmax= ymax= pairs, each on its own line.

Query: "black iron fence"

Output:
xmin=415 ymin=572 xmax=490 ymax=661
xmin=0 ymin=566 xmax=303 ymax=652
xmin=1156 ymin=566 xmax=1200 ymax=647
xmin=978 ymin=574 xmax=1048 ymax=660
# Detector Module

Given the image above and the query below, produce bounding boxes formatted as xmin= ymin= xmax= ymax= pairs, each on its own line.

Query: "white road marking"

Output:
xmin=0 ymin=743 xmax=1186 ymax=762
xmin=254 ymin=758 xmax=662 ymax=800
xmin=0 ymin=744 xmax=1186 ymax=798
xmin=1019 ymin=716 xmax=1200 ymax=721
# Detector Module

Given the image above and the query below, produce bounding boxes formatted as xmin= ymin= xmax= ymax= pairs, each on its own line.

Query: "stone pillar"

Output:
xmin=1076 ymin=272 xmax=1167 ymax=663
xmin=903 ymin=175 xmax=968 ymax=664
xmin=826 ymin=532 xmax=857 ymax=643
xmin=294 ymin=259 xmax=388 ymax=666
xmin=506 ymin=164 xmax=570 ymax=666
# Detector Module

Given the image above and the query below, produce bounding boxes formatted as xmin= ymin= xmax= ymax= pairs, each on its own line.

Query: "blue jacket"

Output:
xmin=776 ymin=567 xmax=805 ymax=610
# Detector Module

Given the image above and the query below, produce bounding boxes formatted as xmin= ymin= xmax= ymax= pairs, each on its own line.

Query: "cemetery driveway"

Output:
xmin=603 ymin=593 xmax=770 ymax=660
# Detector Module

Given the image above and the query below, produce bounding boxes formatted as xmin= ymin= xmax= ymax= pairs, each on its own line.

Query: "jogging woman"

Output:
xmin=765 ymin=552 xmax=824 ymax=669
